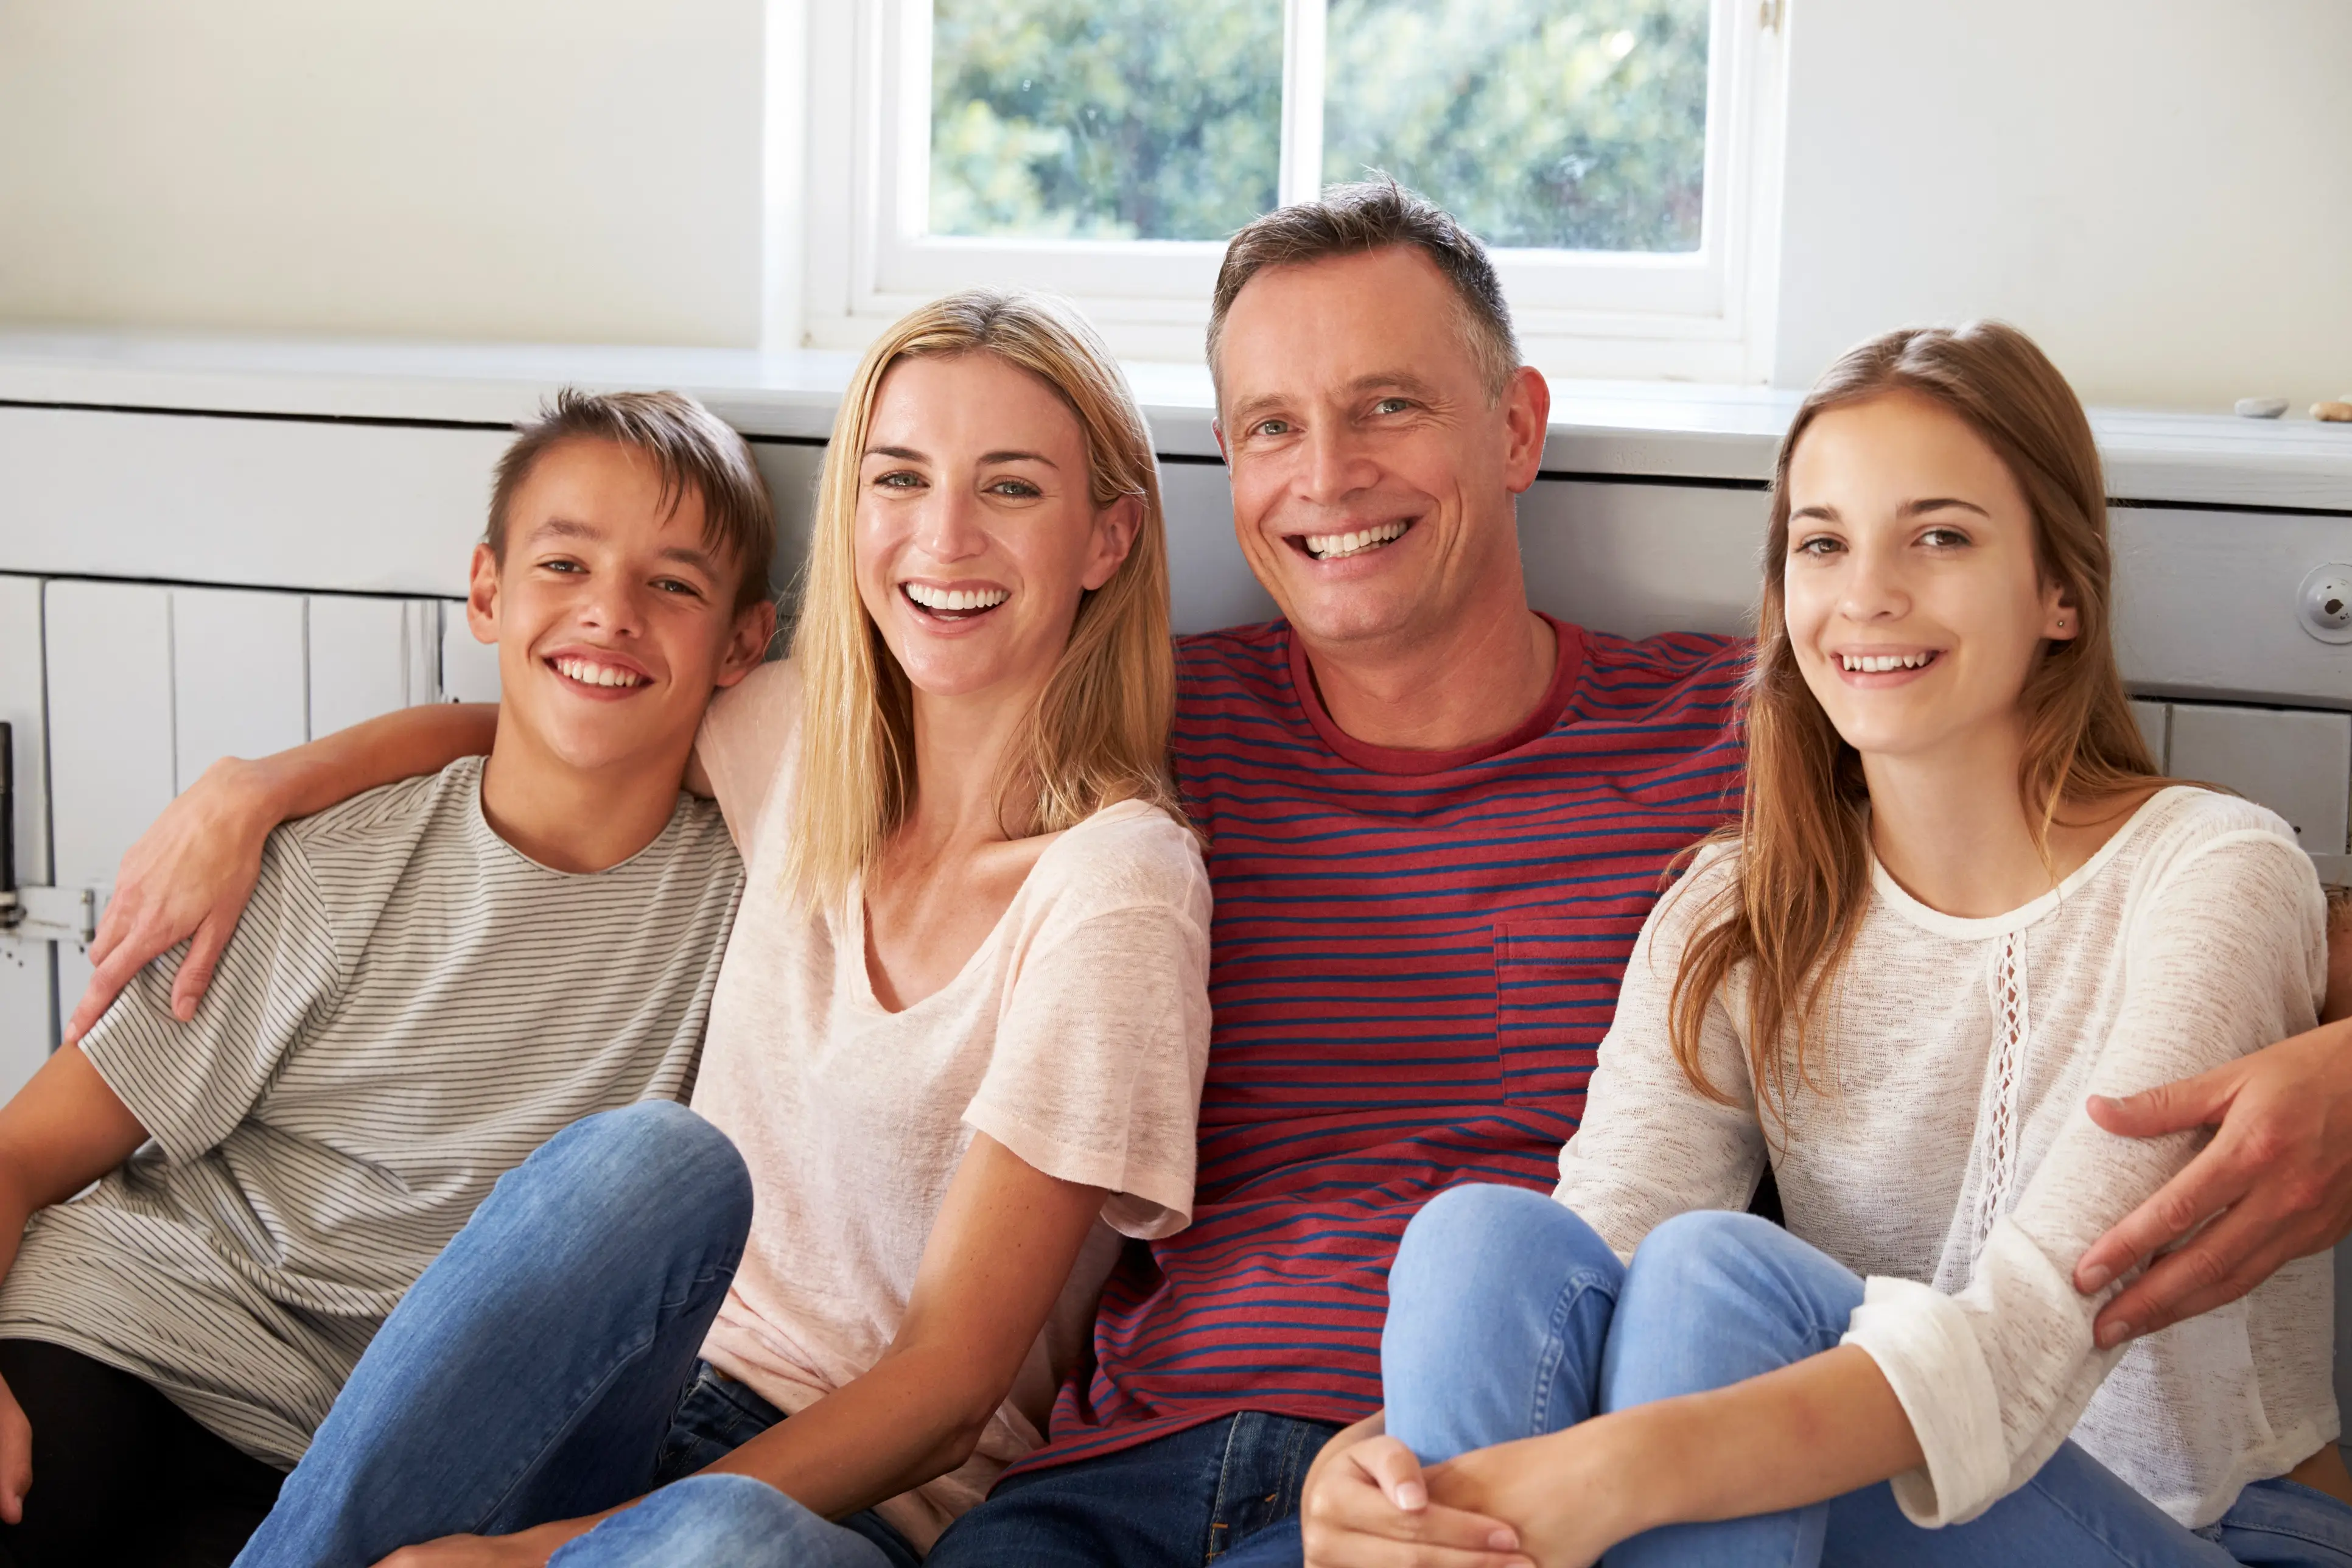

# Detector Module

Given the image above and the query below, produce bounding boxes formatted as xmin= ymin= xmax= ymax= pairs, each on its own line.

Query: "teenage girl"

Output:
xmin=1303 ymin=321 xmax=2352 ymax=1567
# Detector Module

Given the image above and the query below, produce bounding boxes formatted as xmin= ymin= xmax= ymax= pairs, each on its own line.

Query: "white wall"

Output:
xmin=1773 ymin=0 xmax=2352 ymax=411
xmin=0 ymin=1 xmax=766 ymax=347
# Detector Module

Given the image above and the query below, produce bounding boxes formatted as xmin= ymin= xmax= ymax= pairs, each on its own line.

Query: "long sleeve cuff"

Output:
xmin=1842 ymin=1275 xmax=2009 ymax=1526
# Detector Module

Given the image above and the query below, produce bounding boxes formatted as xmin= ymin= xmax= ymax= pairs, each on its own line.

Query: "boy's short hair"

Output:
xmin=487 ymin=388 xmax=776 ymax=612
xmin=1206 ymin=177 xmax=1521 ymax=401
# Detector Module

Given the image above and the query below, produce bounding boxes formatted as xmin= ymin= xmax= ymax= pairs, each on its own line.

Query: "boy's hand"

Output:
xmin=0 ymin=1373 xmax=32 ymax=1525
xmin=1301 ymin=1415 xmax=1531 ymax=1568
xmin=65 ymin=757 xmax=278 ymax=1045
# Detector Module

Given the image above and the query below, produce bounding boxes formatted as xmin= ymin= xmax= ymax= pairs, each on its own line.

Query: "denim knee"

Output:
xmin=1391 ymin=1183 xmax=1600 ymax=1317
xmin=523 ymin=1102 xmax=752 ymax=1241
xmin=551 ymin=1474 xmax=838 ymax=1567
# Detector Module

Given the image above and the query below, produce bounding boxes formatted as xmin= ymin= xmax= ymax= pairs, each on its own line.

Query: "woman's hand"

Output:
xmin=1300 ymin=1414 xmax=1532 ymax=1568
xmin=1423 ymin=1426 xmax=1635 ymax=1568
xmin=63 ymin=757 xmax=279 ymax=1043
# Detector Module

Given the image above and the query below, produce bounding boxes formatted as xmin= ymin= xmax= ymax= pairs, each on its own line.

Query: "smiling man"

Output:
xmin=0 ymin=391 xmax=771 ymax=1568
xmin=921 ymin=184 xmax=1751 ymax=1567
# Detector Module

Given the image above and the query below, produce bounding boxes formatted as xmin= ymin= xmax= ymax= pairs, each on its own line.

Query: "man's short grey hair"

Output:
xmin=1206 ymin=178 xmax=1522 ymax=401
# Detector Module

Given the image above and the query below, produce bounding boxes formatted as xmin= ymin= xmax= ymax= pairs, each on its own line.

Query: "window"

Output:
xmin=800 ymin=0 xmax=1785 ymax=381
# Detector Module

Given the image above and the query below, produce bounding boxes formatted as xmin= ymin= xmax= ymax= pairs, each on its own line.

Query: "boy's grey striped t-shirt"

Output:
xmin=0 ymin=757 xmax=742 ymax=1468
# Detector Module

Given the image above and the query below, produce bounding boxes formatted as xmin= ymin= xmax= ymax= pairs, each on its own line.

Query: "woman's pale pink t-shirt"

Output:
xmin=688 ymin=660 xmax=1213 ymax=1549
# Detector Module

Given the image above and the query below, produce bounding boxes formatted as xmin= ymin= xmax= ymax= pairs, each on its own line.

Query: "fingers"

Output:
xmin=1355 ymin=1434 xmax=1433 ymax=1511
xmin=62 ymin=941 xmax=145 ymax=1046
xmin=2084 ymin=1060 xmax=2241 ymax=1141
xmin=1304 ymin=1440 xmax=1527 ymax=1568
xmin=169 ymin=916 xmax=237 ymax=1023
xmin=2074 ymin=1136 xmax=2252 ymax=1295
xmin=2093 ymin=1197 xmax=2312 ymax=1345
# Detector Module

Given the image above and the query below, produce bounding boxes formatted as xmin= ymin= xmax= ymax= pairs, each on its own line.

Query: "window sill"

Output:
xmin=0 ymin=328 xmax=2346 ymax=513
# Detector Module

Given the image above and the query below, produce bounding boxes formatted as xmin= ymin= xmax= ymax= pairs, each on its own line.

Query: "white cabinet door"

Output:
xmin=172 ymin=587 xmax=309 ymax=788
xmin=2168 ymin=704 xmax=2352 ymax=857
xmin=440 ymin=604 xmax=502 ymax=704
xmin=2128 ymin=700 xmax=2170 ymax=769
xmin=311 ymin=596 xmax=438 ymax=737
xmin=45 ymin=581 xmax=175 ymax=890
xmin=44 ymin=579 xmax=177 ymax=1028
xmin=0 ymin=575 xmax=54 ymax=1083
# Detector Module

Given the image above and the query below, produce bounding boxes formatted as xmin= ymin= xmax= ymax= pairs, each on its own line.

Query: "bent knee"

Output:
xmin=527 ymin=1102 xmax=752 ymax=1237
xmin=1391 ymin=1183 xmax=1600 ymax=1312
xmin=561 ymin=1474 xmax=816 ymax=1563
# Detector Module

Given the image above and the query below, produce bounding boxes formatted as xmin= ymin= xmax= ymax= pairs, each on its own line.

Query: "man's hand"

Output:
xmin=0 ymin=1374 xmax=29 ymax=1525
xmin=2075 ymin=1015 xmax=2352 ymax=1345
xmin=62 ymin=757 xmax=279 ymax=1045
xmin=1301 ymin=1415 xmax=1531 ymax=1568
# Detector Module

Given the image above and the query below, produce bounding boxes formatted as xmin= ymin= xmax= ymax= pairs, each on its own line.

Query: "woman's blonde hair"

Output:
xmin=785 ymin=289 xmax=1178 ymax=906
xmin=1668 ymin=321 xmax=2164 ymax=1125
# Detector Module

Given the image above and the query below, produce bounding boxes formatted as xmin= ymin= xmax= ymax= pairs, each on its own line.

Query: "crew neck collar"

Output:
xmin=1286 ymin=613 xmax=1585 ymax=776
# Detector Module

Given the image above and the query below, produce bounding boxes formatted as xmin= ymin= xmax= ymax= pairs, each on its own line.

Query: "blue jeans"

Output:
xmin=922 ymin=1412 xmax=1342 ymax=1566
xmin=1384 ymin=1184 xmax=2352 ymax=1567
xmin=234 ymin=1102 xmax=916 ymax=1568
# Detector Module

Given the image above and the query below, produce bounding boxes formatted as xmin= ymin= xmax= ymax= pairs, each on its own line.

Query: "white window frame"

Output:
xmin=796 ymin=0 xmax=1787 ymax=382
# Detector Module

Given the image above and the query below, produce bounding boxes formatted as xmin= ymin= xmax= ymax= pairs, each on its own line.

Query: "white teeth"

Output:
xmin=1839 ymin=651 xmax=1934 ymax=673
xmin=554 ymin=656 xmax=645 ymax=688
xmin=1301 ymin=520 xmax=1409 ymax=560
xmin=904 ymin=583 xmax=1010 ymax=612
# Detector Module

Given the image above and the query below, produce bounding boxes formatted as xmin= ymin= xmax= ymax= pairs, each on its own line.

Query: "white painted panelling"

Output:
xmin=0 ymin=575 xmax=54 ymax=1069
xmin=171 ymin=587 xmax=309 ymax=789
xmin=310 ymin=596 xmax=439 ymax=738
xmin=0 ymin=576 xmax=48 ymax=886
xmin=0 ymin=938 xmax=51 ymax=1094
xmin=44 ymin=580 xmax=174 ymax=889
xmin=2129 ymin=700 xmax=2170 ymax=769
xmin=1518 ymin=481 xmax=1767 ymax=642
xmin=0 ymin=407 xmax=506 ymax=597
xmin=1160 ymin=462 xmax=1278 ymax=637
xmin=2168 ymin=704 xmax=2352 ymax=856
xmin=439 ymin=607 xmax=502 ymax=705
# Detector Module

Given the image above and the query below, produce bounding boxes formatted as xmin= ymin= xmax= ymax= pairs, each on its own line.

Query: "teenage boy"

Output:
xmin=0 ymin=390 xmax=774 ymax=1568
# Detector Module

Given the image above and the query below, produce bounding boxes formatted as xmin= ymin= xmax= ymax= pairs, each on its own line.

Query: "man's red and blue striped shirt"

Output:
xmin=1020 ymin=614 xmax=1750 ymax=1472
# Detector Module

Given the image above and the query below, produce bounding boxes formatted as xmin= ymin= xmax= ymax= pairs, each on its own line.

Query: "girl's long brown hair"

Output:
xmin=1668 ymin=321 xmax=2163 ymax=1123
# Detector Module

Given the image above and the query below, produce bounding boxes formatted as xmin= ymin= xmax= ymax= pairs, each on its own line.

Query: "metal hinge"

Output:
xmin=1760 ymin=0 xmax=1785 ymax=31
xmin=0 ymin=885 xmax=100 ymax=946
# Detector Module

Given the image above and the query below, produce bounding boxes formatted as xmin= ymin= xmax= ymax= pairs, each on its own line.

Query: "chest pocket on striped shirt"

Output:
xmin=1493 ymin=919 xmax=1628 ymax=1113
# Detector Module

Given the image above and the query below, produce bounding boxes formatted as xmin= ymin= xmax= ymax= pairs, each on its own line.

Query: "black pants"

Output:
xmin=0 ymin=1339 xmax=285 ymax=1568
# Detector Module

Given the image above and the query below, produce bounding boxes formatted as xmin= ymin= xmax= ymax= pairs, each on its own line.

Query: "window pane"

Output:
xmin=930 ymin=1 xmax=1281 ymax=242
xmin=1323 ymin=0 xmax=1710 ymax=253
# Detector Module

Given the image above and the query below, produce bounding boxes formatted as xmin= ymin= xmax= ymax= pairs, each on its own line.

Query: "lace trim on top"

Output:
xmin=1972 ymin=930 xmax=2031 ymax=1257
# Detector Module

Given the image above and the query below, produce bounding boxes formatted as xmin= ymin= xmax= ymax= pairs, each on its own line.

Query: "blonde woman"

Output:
xmin=223 ymin=292 xmax=1212 ymax=1567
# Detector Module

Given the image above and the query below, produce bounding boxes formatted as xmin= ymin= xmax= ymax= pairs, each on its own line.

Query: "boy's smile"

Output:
xmin=466 ymin=435 xmax=771 ymax=869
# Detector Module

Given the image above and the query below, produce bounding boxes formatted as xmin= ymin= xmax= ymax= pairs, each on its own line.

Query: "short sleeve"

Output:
xmin=1555 ymin=848 xmax=1768 ymax=1255
xmin=693 ymin=660 xmax=802 ymax=853
xmin=964 ymin=817 xmax=1213 ymax=1239
xmin=1843 ymin=815 xmax=2328 ymax=1527
xmin=77 ymin=833 xmax=348 ymax=1162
